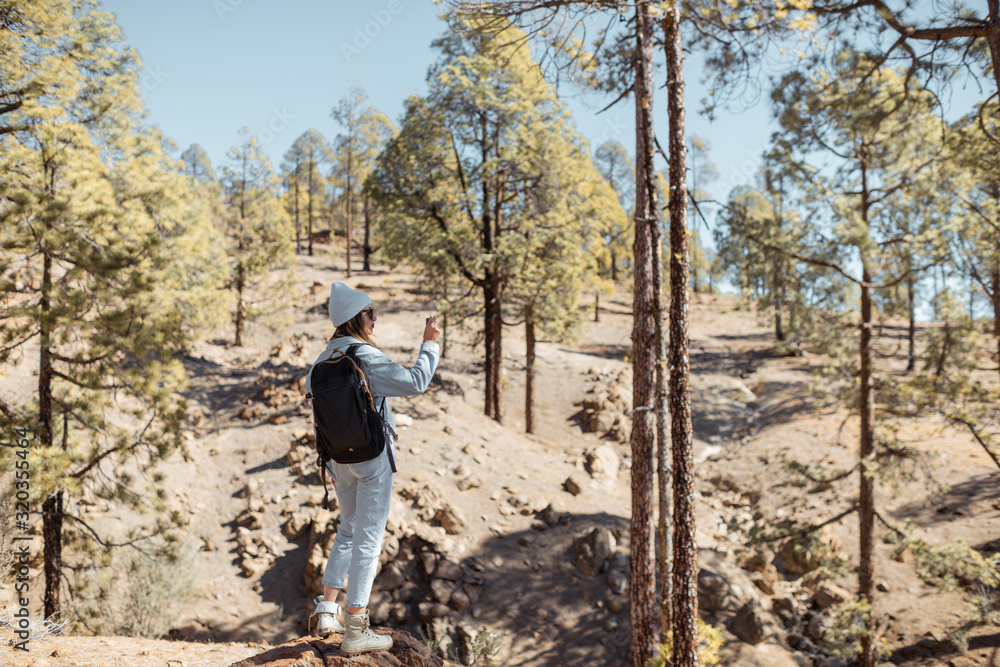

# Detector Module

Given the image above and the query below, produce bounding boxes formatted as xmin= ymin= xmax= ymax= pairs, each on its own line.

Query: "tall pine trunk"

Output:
xmin=907 ymin=276 xmax=917 ymax=373
xmin=363 ymin=196 xmax=373 ymax=272
xmin=293 ymin=173 xmax=301 ymax=254
xmin=307 ymin=159 xmax=315 ymax=257
xmin=773 ymin=252 xmax=785 ymax=342
xmin=525 ymin=306 xmax=535 ymax=434
xmin=629 ymin=5 xmax=659 ymax=665
xmin=664 ymin=2 xmax=698 ymax=664
xmin=483 ymin=276 xmax=504 ymax=423
xmin=987 ymin=0 xmax=1000 ymax=96
xmin=858 ymin=158 xmax=877 ymax=667
xmin=345 ymin=154 xmax=353 ymax=277
xmin=40 ymin=249 xmax=63 ymax=620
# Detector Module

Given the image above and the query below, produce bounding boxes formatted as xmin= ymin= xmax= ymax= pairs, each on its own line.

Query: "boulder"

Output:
xmin=698 ymin=567 xmax=741 ymax=613
xmin=583 ymin=445 xmax=619 ymax=479
xmin=730 ymin=599 xmax=776 ymax=645
xmin=573 ymin=527 xmax=616 ymax=576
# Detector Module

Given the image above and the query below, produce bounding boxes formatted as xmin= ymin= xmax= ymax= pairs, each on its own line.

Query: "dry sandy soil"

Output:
xmin=1 ymin=246 xmax=998 ymax=666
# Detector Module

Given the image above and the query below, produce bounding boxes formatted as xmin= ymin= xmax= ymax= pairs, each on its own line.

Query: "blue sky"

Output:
xmin=99 ymin=0 xmax=774 ymax=220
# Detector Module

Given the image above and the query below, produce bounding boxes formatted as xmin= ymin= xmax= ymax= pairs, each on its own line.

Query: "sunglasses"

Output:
xmin=362 ymin=306 xmax=375 ymax=318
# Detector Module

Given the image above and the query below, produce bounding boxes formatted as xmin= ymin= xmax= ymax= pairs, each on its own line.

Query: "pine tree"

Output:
xmin=332 ymin=87 xmax=397 ymax=273
xmin=370 ymin=19 xmax=602 ymax=424
xmin=508 ymin=141 xmax=626 ymax=434
xmin=281 ymin=129 xmax=332 ymax=256
xmin=181 ymin=143 xmax=217 ymax=183
xmin=593 ymin=139 xmax=635 ymax=285
xmin=774 ymin=54 xmax=946 ymax=667
xmin=0 ymin=0 xmax=223 ymax=620
xmin=948 ymin=101 xmax=1000 ymax=381
xmin=220 ymin=132 xmax=295 ymax=347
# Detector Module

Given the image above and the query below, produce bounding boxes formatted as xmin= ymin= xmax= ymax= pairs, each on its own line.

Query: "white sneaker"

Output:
xmin=342 ymin=612 xmax=393 ymax=655
xmin=309 ymin=595 xmax=345 ymax=636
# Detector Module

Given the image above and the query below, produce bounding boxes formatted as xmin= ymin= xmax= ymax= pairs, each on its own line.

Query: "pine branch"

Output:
xmin=757 ymin=504 xmax=859 ymax=544
xmin=64 ymin=513 xmax=154 ymax=552
xmin=943 ymin=413 xmax=1000 ymax=471
xmin=0 ymin=396 xmax=23 ymax=422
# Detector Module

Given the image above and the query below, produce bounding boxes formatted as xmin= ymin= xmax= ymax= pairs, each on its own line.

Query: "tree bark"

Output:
xmin=346 ymin=150 xmax=353 ymax=278
xmin=40 ymin=250 xmax=63 ymax=620
xmin=595 ymin=291 xmax=600 ymax=323
xmin=235 ymin=168 xmax=247 ymax=347
xmin=987 ymin=0 xmax=1000 ymax=97
xmin=525 ymin=305 xmax=535 ymax=434
xmin=629 ymin=5 xmax=660 ymax=665
xmin=906 ymin=276 xmax=916 ymax=373
xmin=858 ymin=158 xmax=876 ymax=667
xmin=363 ymin=196 xmax=372 ymax=272
xmin=307 ymin=158 xmax=315 ymax=257
xmin=664 ymin=1 xmax=698 ymax=664
xmin=483 ymin=276 xmax=504 ymax=423
xmin=773 ymin=252 xmax=785 ymax=342
xmin=293 ymin=169 xmax=301 ymax=254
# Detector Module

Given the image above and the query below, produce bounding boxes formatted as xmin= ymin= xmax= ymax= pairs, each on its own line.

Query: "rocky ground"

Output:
xmin=1 ymin=247 xmax=998 ymax=666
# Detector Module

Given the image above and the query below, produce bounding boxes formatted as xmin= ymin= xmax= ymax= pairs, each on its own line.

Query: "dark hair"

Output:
xmin=332 ymin=309 xmax=377 ymax=347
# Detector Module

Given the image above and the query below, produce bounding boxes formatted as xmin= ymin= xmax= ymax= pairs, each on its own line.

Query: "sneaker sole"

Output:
xmin=341 ymin=637 xmax=393 ymax=655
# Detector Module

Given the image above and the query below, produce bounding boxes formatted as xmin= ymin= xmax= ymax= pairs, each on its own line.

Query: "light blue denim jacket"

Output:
xmin=305 ymin=336 xmax=441 ymax=457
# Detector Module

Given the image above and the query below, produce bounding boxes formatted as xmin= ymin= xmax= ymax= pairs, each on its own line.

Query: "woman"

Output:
xmin=306 ymin=282 xmax=441 ymax=655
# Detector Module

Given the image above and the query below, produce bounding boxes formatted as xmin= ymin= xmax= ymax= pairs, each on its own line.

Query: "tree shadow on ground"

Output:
xmin=565 ymin=343 xmax=630 ymax=362
xmin=180 ymin=354 xmax=259 ymax=419
xmin=435 ymin=511 xmax=634 ymax=667
xmin=889 ymin=471 xmax=1000 ymax=527
xmin=888 ymin=629 xmax=1000 ymax=664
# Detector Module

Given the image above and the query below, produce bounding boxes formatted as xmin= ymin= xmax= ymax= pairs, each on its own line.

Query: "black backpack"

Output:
xmin=306 ymin=344 xmax=396 ymax=508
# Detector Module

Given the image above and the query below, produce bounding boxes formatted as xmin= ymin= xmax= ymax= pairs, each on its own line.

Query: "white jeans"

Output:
xmin=321 ymin=447 xmax=394 ymax=608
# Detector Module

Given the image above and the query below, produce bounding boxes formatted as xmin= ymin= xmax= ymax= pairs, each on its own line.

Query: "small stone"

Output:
xmin=436 ymin=558 xmax=463 ymax=581
xmin=603 ymin=617 xmax=619 ymax=632
xmin=444 ymin=425 xmax=454 ymax=434
xmin=607 ymin=569 xmax=628 ymax=595
xmin=876 ymin=581 xmax=890 ymax=592
xmin=390 ymin=603 xmax=410 ymax=624
xmin=449 ymin=589 xmax=470 ymax=612
xmin=606 ymin=596 xmax=625 ymax=614
xmin=814 ymin=581 xmax=850 ymax=609
xmin=268 ymin=413 xmax=287 ymax=425
xmin=395 ymin=413 xmax=414 ymax=427
xmin=420 ymin=551 xmax=438 ymax=576
xmin=430 ymin=579 xmax=454 ymax=605
xmin=434 ymin=505 xmax=466 ymax=535
xmin=235 ymin=510 xmax=262 ymax=530
xmin=457 ymin=475 xmax=481 ymax=491
xmin=563 ymin=477 xmax=583 ymax=496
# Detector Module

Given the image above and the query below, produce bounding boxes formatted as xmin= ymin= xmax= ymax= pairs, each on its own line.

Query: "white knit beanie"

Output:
xmin=328 ymin=282 xmax=372 ymax=327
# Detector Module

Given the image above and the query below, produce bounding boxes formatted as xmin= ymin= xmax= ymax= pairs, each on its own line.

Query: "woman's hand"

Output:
xmin=423 ymin=315 xmax=441 ymax=342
